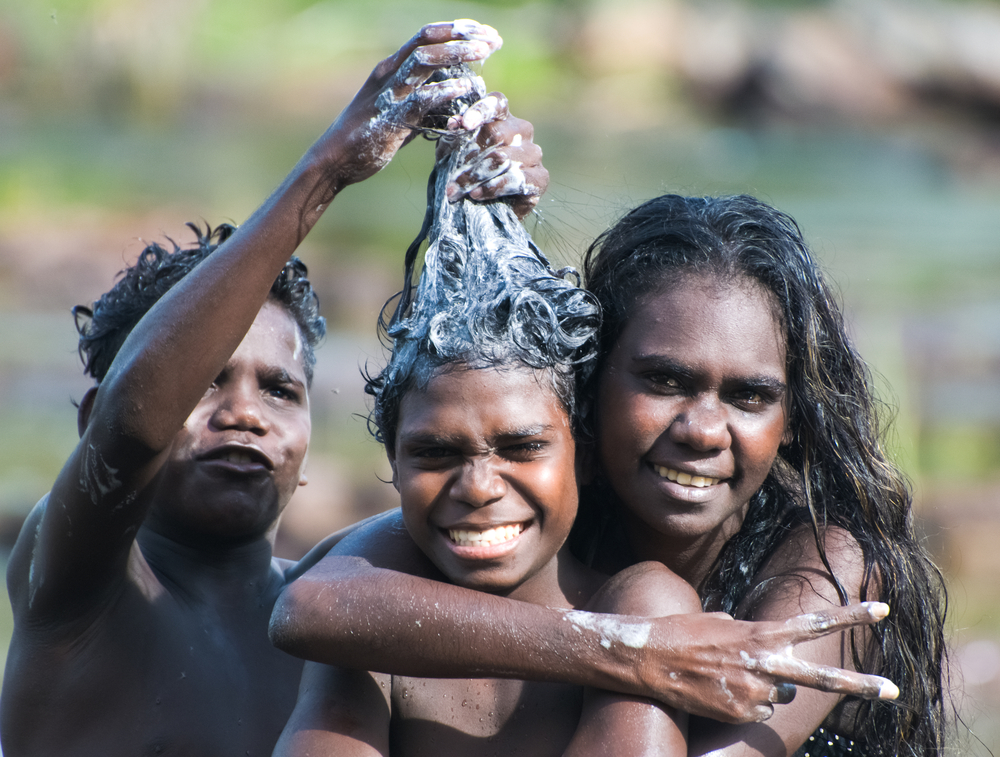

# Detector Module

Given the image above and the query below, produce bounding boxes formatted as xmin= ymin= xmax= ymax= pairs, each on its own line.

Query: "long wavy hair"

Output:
xmin=575 ymin=193 xmax=948 ymax=757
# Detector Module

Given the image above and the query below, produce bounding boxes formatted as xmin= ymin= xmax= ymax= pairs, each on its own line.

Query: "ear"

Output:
xmin=77 ymin=386 xmax=99 ymax=438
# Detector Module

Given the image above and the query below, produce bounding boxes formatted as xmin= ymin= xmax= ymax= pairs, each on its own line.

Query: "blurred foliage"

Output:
xmin=2 ymin=0 xmax=1000 ymax=740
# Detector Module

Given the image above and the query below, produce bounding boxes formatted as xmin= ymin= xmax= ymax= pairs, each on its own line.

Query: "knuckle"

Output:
xmin=815 ymin=666 xmax=839 ymax=691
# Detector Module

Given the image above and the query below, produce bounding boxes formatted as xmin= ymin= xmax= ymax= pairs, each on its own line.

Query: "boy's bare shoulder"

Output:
xmin=315 ymin=508 xmax=442 ymax=578
xmin=6 ymin=495 xmax=155 ymax=626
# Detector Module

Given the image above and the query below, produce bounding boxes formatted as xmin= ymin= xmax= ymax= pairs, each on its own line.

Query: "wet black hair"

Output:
xmin=74 ymin=222 xmax=326 ymax=386
xmin=577 ymin=194 xmax=948 ymax=757
xmin=365 ymin=70 xmax=600 ymax=452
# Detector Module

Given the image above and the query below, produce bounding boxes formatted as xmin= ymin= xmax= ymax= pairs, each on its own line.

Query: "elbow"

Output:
xmin=268 ymin=584 xmax=308 ymax=655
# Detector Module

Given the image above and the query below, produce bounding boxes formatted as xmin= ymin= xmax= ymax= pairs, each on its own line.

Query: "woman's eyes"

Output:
xmin=641 ymin=372 xmax=777 ymax=409
xmin=730 ymin=388 xmax=780 ymax=410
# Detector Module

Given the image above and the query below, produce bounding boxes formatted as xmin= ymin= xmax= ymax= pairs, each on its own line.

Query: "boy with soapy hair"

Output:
xmin=271 ymin=68 xmax=702 ymax=757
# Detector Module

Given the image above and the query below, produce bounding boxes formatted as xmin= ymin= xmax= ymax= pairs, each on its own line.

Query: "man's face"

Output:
xmin=149 ymin=300 xmax=312 ymax=546
xmin=391 ymin=365 xmax=579 ymax=597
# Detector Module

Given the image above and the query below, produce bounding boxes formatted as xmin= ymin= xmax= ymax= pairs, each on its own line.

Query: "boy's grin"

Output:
xmin=391 ymin=365 xmax=579 ymax=597
xmin=447 ymin=521 xmax=526 ymax=550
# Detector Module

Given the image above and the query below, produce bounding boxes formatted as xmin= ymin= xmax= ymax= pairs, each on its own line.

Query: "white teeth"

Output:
xmin=224 ymin=451 xmax=254 ymax=464
xmin=652 ymin=465 xmax=719 ymax=488
xmin=449 ymin=524 xmax=523 ymax=548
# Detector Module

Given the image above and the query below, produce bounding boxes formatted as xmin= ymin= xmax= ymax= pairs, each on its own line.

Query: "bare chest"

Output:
xmin=390 ymin=676 xmax=583 ymax=757
xmin=3 ymin=587 xmax=303 ymax=757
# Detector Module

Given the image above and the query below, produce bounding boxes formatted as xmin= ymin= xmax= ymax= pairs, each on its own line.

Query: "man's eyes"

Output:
xmin=414 ymin=447 xmax=457 ymax=459
xmin=267 ymin=384 xmax=303 ymax=403
xmin=407 ymin=441 xmax=547 ymax=462
xmin=643 ymin=372 xmax=683 ymax=391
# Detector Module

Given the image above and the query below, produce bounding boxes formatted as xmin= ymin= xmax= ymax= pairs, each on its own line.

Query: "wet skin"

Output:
xmin=273 ymin=366 xmax=610 ymax=756
xmin=596 ymin=273 xmax=791 ymax=588
xmin=3 ymin=19 xmax=551 ymax=756
xmin=2 ymin=303 xmax=311 ymax=756
xmin=391 ymin=365 xmax=581 ymax=599
xmin=595 ymin=273 xmax=873 ymax=754
xmin=147 ymin=300 xmax=311 ymax=548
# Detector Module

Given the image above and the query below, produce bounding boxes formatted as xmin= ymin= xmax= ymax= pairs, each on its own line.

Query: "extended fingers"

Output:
xmin=753 ymin=653 xmax=899 ymax=700
xmin=388 ymin=22 xmax=501 ymax=100
xmin=784 ymin=602 xmax=890 ymax=643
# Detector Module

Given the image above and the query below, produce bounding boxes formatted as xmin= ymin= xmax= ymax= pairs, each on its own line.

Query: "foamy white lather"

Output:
xmin=563 ymin=610 xmax=652 ymax=649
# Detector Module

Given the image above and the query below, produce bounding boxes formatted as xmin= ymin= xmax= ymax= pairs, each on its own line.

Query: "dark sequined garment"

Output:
xmin=793 ymin=727 xmax=856 ymax=757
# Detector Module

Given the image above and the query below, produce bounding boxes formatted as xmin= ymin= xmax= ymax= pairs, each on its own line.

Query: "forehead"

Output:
xmin=397 ymin=366 xmax=570 ymax=437
xmin=233 ymin=300 xmax=307 ymax=374
xmin=626 ymin=273 xmax=787 ymax=372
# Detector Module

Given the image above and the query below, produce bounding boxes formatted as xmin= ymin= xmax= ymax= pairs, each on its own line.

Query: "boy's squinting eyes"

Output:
xmin=391 ymin=365 xmax=580 ymax=597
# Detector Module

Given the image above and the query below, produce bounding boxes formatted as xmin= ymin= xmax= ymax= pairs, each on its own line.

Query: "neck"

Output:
xmin=620 ymin=508 xmax=743 ymax=594
xmin=504 ymin=546 xmax=603 ymax=610
xmin=137 ymin=525 xmax=280 ymax=605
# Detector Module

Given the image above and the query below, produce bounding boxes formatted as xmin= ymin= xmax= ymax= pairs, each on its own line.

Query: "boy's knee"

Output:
xmin=587 ymin=561 xmax=701 ymax=617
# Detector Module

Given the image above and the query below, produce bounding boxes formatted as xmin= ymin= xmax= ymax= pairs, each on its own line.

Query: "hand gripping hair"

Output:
xmin=365 ymin=68 xmax=600 ymax=450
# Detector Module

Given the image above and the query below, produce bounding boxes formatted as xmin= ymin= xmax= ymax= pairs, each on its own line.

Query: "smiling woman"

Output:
xmin=571 ymin=193 xmax=949 ymax=757
xmin=595 ymin=272 xmax=793 ymax=581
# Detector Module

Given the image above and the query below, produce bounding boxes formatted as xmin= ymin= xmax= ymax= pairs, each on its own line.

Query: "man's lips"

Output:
xmin=198 ymin=444 xmax=274 ymax=471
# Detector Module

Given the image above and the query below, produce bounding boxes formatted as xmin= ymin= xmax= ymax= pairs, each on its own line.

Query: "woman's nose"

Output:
xmin=451 ymin=458 xmax=506 ymax=508
xmin=668 ymin=397 xmax=731 ymax=452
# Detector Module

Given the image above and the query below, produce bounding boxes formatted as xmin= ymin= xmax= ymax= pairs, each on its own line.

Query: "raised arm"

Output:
xmin=270 ymin=529 xmax=897 ymax=725
xmin=7 ymin=20 xmax=510 ymax=627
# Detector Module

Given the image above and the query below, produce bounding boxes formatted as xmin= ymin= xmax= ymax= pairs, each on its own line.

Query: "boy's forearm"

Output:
xmin=270 ymin=558 xmax=647 ymax=694
xmin=270 ymin=559 xmax=902 ymax=723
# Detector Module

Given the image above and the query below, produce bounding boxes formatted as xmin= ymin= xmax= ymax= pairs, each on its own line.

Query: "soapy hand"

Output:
xmin=638 ymin=602 xmax=899 ymax=723
xmin=443 ymin=92 xmax=549 ymax=219
xmin=307 ymin=20 xmax=502 ymax=190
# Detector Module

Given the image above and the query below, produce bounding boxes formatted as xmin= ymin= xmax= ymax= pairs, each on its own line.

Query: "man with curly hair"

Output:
xmin=0 ymin=21 xmax=545 ymax=757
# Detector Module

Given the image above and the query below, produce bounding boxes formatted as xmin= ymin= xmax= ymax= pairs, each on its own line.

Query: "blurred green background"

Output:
xmin=1 ymin=0 xmax=999 ymax=750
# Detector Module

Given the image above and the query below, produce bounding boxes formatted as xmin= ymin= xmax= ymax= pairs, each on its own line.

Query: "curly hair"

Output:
xmin=577 ymin=194 xmax=948 ymax=757
xmin=74 ymin=222 xmax=326 ymax=386
xmin=365 ymin=74 xmax=600 ymax=451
